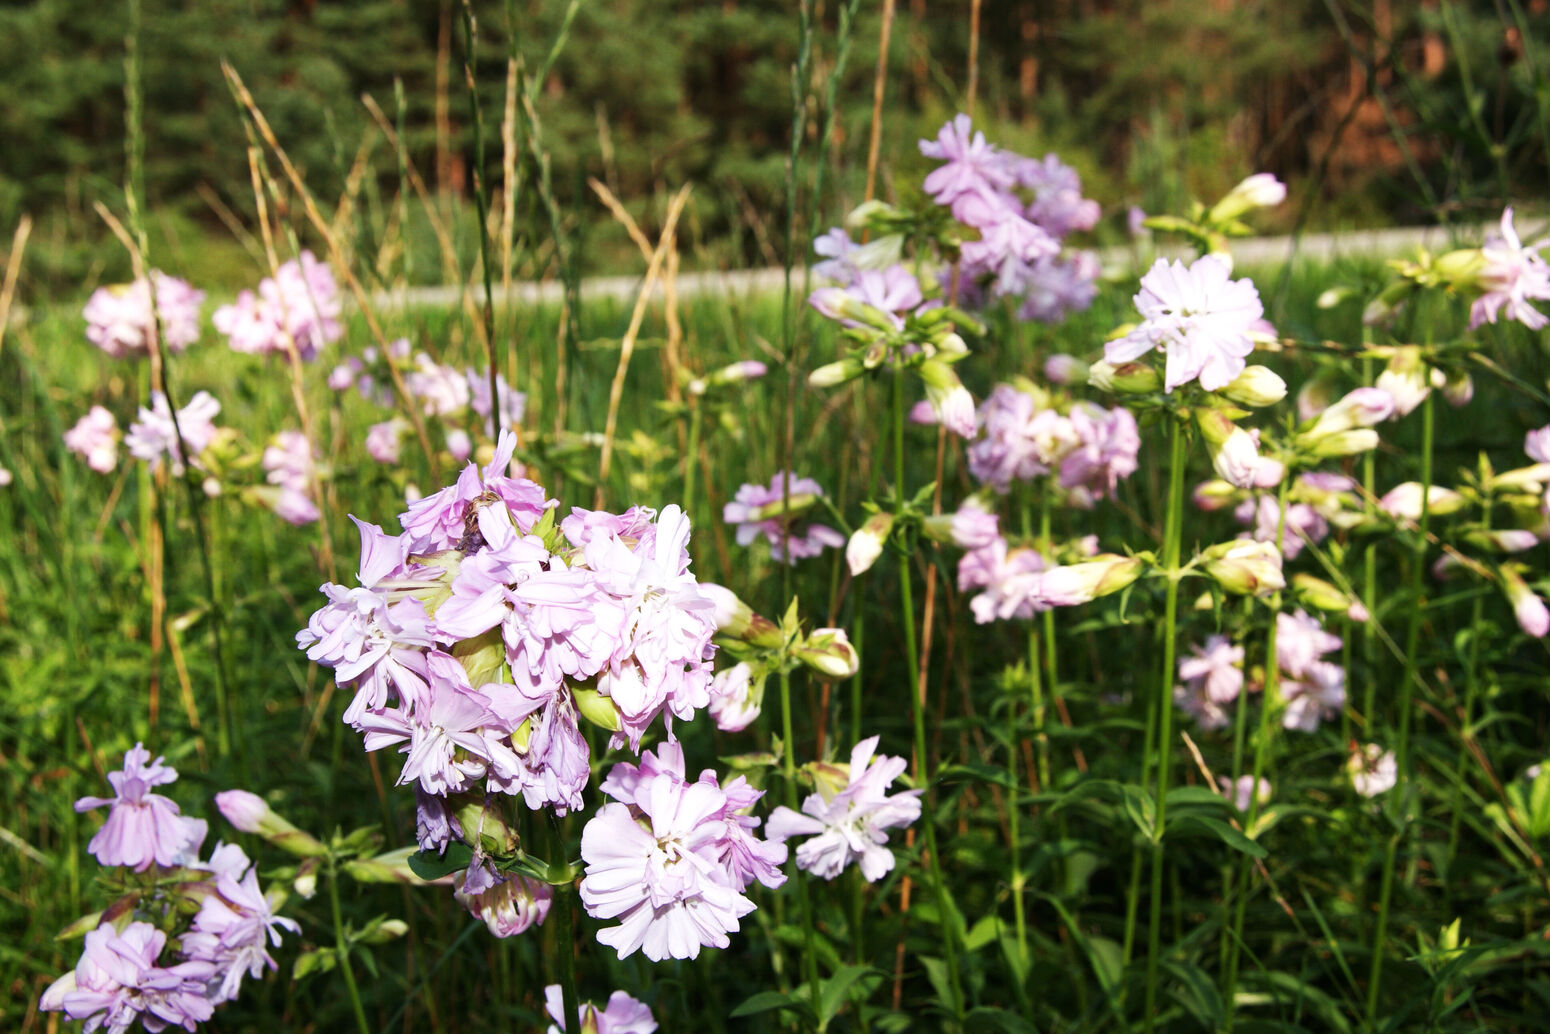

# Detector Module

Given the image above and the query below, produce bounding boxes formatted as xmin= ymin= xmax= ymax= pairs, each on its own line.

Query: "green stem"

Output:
xmin=554 ymin=887 xmax=584 ymax=1034
xmin=779 ymin=662 xmax=822 ymax=1020
xmin=459 ymin=0 xmax=502 ymax=435
xmin=893 ymin=371 xmax=965 ymax=1023
xmin=328 ymin=861 xmax=371 ymax=1034
xmin=1361 ymin=347 xmax=1378 ymax=724
xmin=683 ymin=399 xmax=703 ymax=518
xmin=1366 ymin=391 xmax=1435 ymax=1024
xmin=1446 ymin=482 xmax=1490 ymax=869
xmin=1142 ymin=416 xmax=1188 ymax=1033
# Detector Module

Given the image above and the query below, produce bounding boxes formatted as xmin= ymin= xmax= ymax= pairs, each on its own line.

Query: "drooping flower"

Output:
xmin=723 ymin=472 xmax=845 ymax=563
xmin=83 ymin=271 xmax=205 ymax=359
xmin=455 ymin=871 xmax=553 ymax=939
xmin=1105 ymin=255 xmax=1264 ymax=392
xmin=765 ymin=735 xmax=922 ymax=881
xmin=75 ymin=743 xmax=208 ymax=872
xmin=65 ymin=406 xmax=121 ymax=474
xmin=125 ymin=391 xmax=222 ymax=476
xmin=1469 ymin=206 xmax=1550 ymax=330
xmin=40 ymin=921 xmax=215 ymax=1033
xmin=181 ymin=864 xmax=301 ymax=1003
xmin=545 ymin=986 xmax=657 ymax=1034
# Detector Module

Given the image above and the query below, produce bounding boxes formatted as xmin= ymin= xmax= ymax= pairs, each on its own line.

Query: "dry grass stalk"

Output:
xmin=863 ymin=0 xmax=896 ymax=204
xmin=588 ymin=180 xmax=686 ymax=400
xmin=224 ymin=61 xmax=441 ymax=481
xmin=0 ymin=215 xmax=33 ymax=360
xmin=592 ymin=183 xmax=692 ymax=509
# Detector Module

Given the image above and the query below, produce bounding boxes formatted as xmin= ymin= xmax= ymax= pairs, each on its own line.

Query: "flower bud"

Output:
xmin=215 ymin=790 xmax=328 ymax=858
xmin=344 ymin=847 xmax=443 ymax=885
xmin=809 ymin=357 xmax=867 ymax=389
xmin=1463 ymin=528 xmax=1539 ymax=553
xmin=707 ymin=360 xmax=769 ymax=388
xmin=455 ymin=800 xmax=519 ymax=856
xmin=1431 ymin=247 xmax=1487 ymax=290
xmin=846 ymin=512 xmax=894 ymax=576
xmin=1307 ymin=429 xmax=1381 ymax=458
xmin=918 ymin=359 xmax=977 ymax=438
xmin=1502 ymin=568 xmax=1550 ymax=638
xmin=1292 ymin=574 xmax=1365 ymax=618
xmin=357 ymin=919 xmax=410 ymax=945
xmin=1375 ymin=347 xmax=1431 ymax=418
xmin=445 ymin=429 xmax=472 ymax=462
xmin=1208 ymin=173 xmax=1287 ymax=223
xmin=455 ymin=872 xmax=553 ymax=938
xmin=1044 ymin=353 xmax=1089 ymax=386
xmin=792 ymin=627 xmax=860 ymax=680
xmin=844 ymin=199 xmax=902 ymax=233
xmin=1486 ymin=462 xmax=1550 ymax=494
xmin=1300 ymin=387 xmax=1394 ymax=439
xmin=1440 ymin=369 xmax=1473 ymax=408
xmin=573 ymin=686 xmax=624 ymax=733
xmin=1378 ymin=482 xmax=1465 ymax=521
xmin=1192 ymin=479 xmax=1241 ymax=512
xmin=1045 ymin=554 xmax=1145 ymax=603
xmin=1088 ymin=359 xmax=1161 ymax=395
xmin=1220 ymin=365 xmax=1287 ymax=408
xmin=1199 ymin=540 xmax=1285 ymax=597
xmin=1316 ymin=285 xmax=1358 ymax=309
xmin=708 ymin=662 xmax=764 ymax=733
xmin=292 ymin=858 xmax=319 ymax=899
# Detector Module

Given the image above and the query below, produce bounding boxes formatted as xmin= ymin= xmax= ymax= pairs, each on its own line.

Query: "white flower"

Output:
xmin=1104 ymin=256 xmax=1264 ymax=393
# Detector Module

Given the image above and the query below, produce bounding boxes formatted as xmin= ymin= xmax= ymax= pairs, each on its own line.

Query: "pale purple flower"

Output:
xmin=1236 ymin=496 xmax=1328 ymax=560
xmin=812 ymin=227 xmax=860 ymax=283
xmin=1017 ymin=252 xmax=1100 ymax=323
xmin=65 ymin=406 xmax=121 ymax=473
xmin=213 ymin=251 xmax=342 ymax=360
xmin=1349 ymin=743 xmax=1398 ymax=797
xmin=262 ymin=430 xmax=319 ymax=526
xmin=1044 ymin=353 xmax=1087 ymax=386
xmin=1178 ymin=635 xmax=1244 ymax=706
xmin=1526 ymin=425 xmax=1550 ymax=464
xmin=75 ymin=743 xmax=207 ymax=872
xmin=1128 ymin=206 xmax=1149 ymax=237
xmin=959 ymin=539 xmax=1061 ymax=623
xmin=466 ymin=367 xmax=526 ymax=436
xmin=766 ymin=735 xmax=922 ymax=881
xmin=809 ymin=265 xmax=924 ymax=330
xmin=445 ymin=428 xmax=472 ymax=462
xmin=1218 ymin=775 xmax=1271 ymax=813
xmin=407 ymin=353 xmax=472 ymax=417
xmin=1173 ymin=680 xmax=1232 ymax=731
xmin=1058 ymin=403 xmax=1140 ymax=503
xmin=968 ymin=384 xmax=1079 ymax=492
xmin=723 ymin=472 xmax=844 ymax=563
xmin=1282 ymin=660 xmax=1346 ymax=732
xmin=365 ymin=419 xmax=408 ymax=464
xmin=400 ymin=431 xmax=549 ymax=552
xmin=181 ymin=865 xmax=300 ymax=1003
xmin=83 ymin=271 xmax=205 ymax=359
xmin=125 ymin=391 xmax=222 ymax=476
xmin=1276 ymin=609 xmax=1341 ymax=679
xmin=545 ymin=986 xmax=657 ymax=1034
xmin=708 ymin=661 xmax=761 ymax=732
xmin=949 ymin=499 xmax=1001 ymax=551
xmin=40 ymin=921 xmax=215 ymax=1033
xmin=1014 ymin=154 xmax=1100 ymax=237
xmin=456 ymin=871 xmax=553 ymax=938
xmin=1469 ymin=207 xmax=1550 ymax=330
xmin=356 ymin=653 xmax=510 ymax=796
xmin=1105 ymin=256 xmax=1264 ymax=392
xmin=919 ymin=114 xmax=1015 ymax=207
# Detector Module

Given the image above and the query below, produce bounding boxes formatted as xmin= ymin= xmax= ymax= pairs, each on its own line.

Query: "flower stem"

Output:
xmin=1446 ymin=481 xmax=1490 ymax=870
xmin=892 ymin=370 xmax=965 ymax=1022
xmin=328 ymin=861 xmax=371 ymax=1034
xmin=1366 ymin=390 xmax=1434 ymax=1023
xmin=1142 ymin=415 xmax=1188 ymax=1033
xmin=553 ymin=887 xmax=584 ymax=1034
xmin=779 ymin=661 xmax=822 ymax=1017
xmin=683 ymin=398 xmax=703 ymax=519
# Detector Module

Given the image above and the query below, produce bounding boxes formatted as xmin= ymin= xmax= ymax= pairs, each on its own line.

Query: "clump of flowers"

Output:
xmin=724 ymin=472 xmax=845 ymax=563
xmin=214 ymin=251 xmax=342 ymax=360
xmin=1277 ymin=609 xmax=1346 ymax=732
xmin=545 ymin=986 xmax=656 ymax=1034
xmin=260 ymin=430 xmax=321 ymax=526
xmin=64 ymin=406 xmax=122 ymax=474
xmin=83 ymin=271 xmax=205 ymax=359
xmin=42 ymin=745 xmax=300 ymax=1032
xmin=124 ymin=391 xmax=224 ymax=478
xmin=1173 ymin=635 xmax=1245 ymax=731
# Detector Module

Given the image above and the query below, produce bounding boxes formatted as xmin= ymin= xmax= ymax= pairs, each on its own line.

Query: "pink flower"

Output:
xmin=400 ymin=431 xmax=549 ymax=552
xmin=456 ymin=872 xmax=552 ymax=938
xmin=1282 ymin=661 xmax=1345 ymax=732
xmin=125 ymin=391 xmax=222 ymax=476
xmin=75 ymin=743 xmax=207 ymax=872
xmin=809 ymin=265 xmax=924 ymax=330
xmin=1469 ymin=207 xmax=1550 ymax=330
xmin=1526 ymin=425 xmax=1550 ymax=464
xmin=968 ymin=384 xmax=1079 ymax=492
xmin=40 ymin=921 xmax=215 ymax=1033
xmin=1016 ymin=252 xmax=1101 ymax=323
xmin=708 ymin=661 xmax=762 ymax=732
xmin=1178 ymin=635 xmax=1244 ymax=706
xmin=262 ymin=430 xmax=319 ymax=526
xmin=1348 ymin=743 xmax=1397 ymax=797
xmin=83 ymin=271 xmax=205 ymax=358
xmin=213 ymin=251 xmax=342 ymax=360
xmin=545 ymin=986 xmax=657 ymax=1034
xmin=919 ymin=114 xmax=1015 ymax=207
xmin=1276 ymin=610 xmax=1342 ymax=679
xmin=766 ymin=735 xmax=921 ymax=881
xmin=723 ymin=472 xmax=844 ymax=564
xmin=466 ymin=367 xmax=526 ymax=436
xmin=1235 ymin=496 xmax=1327 ymax=560
xmin=1218 ymin=775 xmax=1272 ymax=813
xmin=181 ymin=865 xmax=300 ymax=1002
xmin=1058 ymin=403 xmax=1140 ymax=503
xmin=1105 ymin=256 xmax=1264 ymax=392
xmin=365 ymin=419 xmax=408 ymax=464
xmin=65 ymin=406 xmax=121 ymax=473
xmin=1174 ymin=680 xmax=1232 ymax=731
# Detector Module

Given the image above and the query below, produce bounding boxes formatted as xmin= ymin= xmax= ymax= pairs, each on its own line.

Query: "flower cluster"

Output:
xmin=1173 ymin=635 xmax=1245 ymax=731
xmin=544 ymin=986 xmax=656 ymax=1034
xmin=260 ymin=430 xmax=321 ymax=526
xmin=579 ymin=743 xmax=785 ymax=960
xmin=967 ymin=382 xmax=1140 ymax=505
xmin=65 ymin=406 xmax=121 ymax=474
xmin=1276 ymin=610 xmax=1346 ymax=732
xmin=43 ymin=746 xmax=298 ymax=1032
xmin=723 ymin=472 xmax=844 ymax=563
xmin=83 ymin=271 xmax=205 ymax=359
xmin=214 ymin=251 xmax=342 ymax=360
xmin=918 ymin=115 xmax=1100 ymax=323
xmin=124 ymin=391 xmax=223 ymax=478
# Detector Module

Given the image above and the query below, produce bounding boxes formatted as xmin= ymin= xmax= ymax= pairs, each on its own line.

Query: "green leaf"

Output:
xmin=818 ymin=964 xmax=877 ymax=1027
xmin=937 ymin=762 xmax=1017 ymax=790
xmin=965 ymin=1006 xmax=1039 ymax=1033
xmin=1163 ymin=959 xmax=1225 ymax=1030
xmin=1165 ymin=815 xmax=1266 ymax=858
xmin=406 ymin=842 xmax=473 ymax=882
xmin=729 ymin=990 xmax=816 ymax=1022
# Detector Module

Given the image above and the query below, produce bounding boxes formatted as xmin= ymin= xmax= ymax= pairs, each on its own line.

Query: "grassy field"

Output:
xmin=6 ymin=245 xmax=1550 ymax=1033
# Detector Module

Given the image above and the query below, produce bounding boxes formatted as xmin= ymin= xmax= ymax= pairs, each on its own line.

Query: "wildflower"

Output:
xmin=967 ymin=384 xmax=1078 ymax=492
xmin=1276 ymin=610 xmax=1341 ymax=678
xmin=918 ymin=114 xmax=1015 ymax=208
xmin=544 ymin=986 xmax=657 ymax=1034
xmin=1044 ymin=353 xmax=1089 ymax=386
xmin=708 ymin=661 xmax=763 ymax=733
xmin=1236 ymin=495 xmax=1327 ymax=560
xmin=1201 ymin=414 xmax=1282 ymax=490
xmin=1374 ymin=347 xmax=1430 ymax=418
xmin=1282 ymin=661 xmax=1346 ymax=732
xmin=213 ymin=251 xmax=342 ymax=360
xmin=1218 ymin=775 xmax=1272 ymax=813
xmin=1468 ymin=206 xmax=1550 ymax=330
xmin=262 ymin=430 xmax=319 ymax=526
xmin=766 ymin=735 xmax=922 ymax=881
xmin=918 ymin=359 xmax=977 ymax=439
xmin=580 ymin=745 xmax=783 ymax=960
xmin=1105 ymin=255 xmax=1264 ymax=393
xmin=1199 ymin=539 xmax=1285 ymax=597
xmin=1502 ymin=568 xmax=1550 ymax=638
xmin=455 ymin=871 xmax=553 ymax=939
xmin=75 ymin=743 xmax=207 ymax=872
xmin=355 ymin=657 xmax=511 ymax=796
xmin=83 ymin=271 xmax=205 ymax=359
xmin=1014 ymin=153 xmax=1101 ymax=237
xmin=808 ymin=265 xmax=925 ymax=330
xmin=1059 ymin=403 xmax=1140 ymax=503
xmin=1378 ymin=483 xmax=1465 ymax=522
xmin=446 ymin=429 xmax=472 ymax=462
xmin=466 ymin=367 xmax=526 ymax=435
xmin=65 ymin=406 xmax=121 ymax=473
xmin=846 ymin=512 xmax=894 ymax=576
xmin=181 ymin=864 xmax=301 ymax=1002
xmin=1016 ymin=252 xmax=1101 ymax=323
xmin=407 ymin=354 xmax=472 ymax=417
xmin=1208 ymin=173 xmax=1287 ymax=223
xmin=1178 ymin=635 xmax=1244 ymax=705
xmin=125 ymin=391 xmax=222 ymax=476
xmin=1348 ymin=743 xmax=1398 ymax=797
xmin=365 ymin=419 xmax=408 ymax=464
xmin=40 ymin=921 xmax=215 ymax=1033
xmin=723 ymin=472 xmax=844 ymax=563
xmin=1173 ymin=680 xmax=1232 ymax=731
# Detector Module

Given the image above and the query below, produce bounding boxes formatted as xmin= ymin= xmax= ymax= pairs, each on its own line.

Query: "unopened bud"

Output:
xmin=358 ymin=919 xmax=410 ymax=945
xmin=1502 ymin=567 xmax=1550 ymax=638
xmin=215 ymin=790 xmax=328 ymax=858
xmin=846 ymin=513 xmax=894 ymax=576
xmin=1200 ymin=540 xmax=1285 ymax=597
xmin=1220 ymin=365 xmax=1287 ymax=408
xmin=1044 ymin=353 xmax=1089 ymax=386
xmin=1192 ymin=479 xmax=1241 ymax=512
xmin=1375 ymin=346 xmax=1431 ymax=418
xmin=1307 ymin=429 xmax=1380 ymax=458
xmin=1464 ymin=528 xmax=1539 ymax=554
xmin=573 ymin=686 xmax=623 ymax=733
xmin=1208 ymin=173 xmax=1287 ymax=223
xmin=809 ymin=356 xmax=867 ymax=389
xmin=793 ymin=627 xmax=860 ymax=680
xmin=1088 ymin=359 xmax=1161 ymax=395
xmin=1292 ymin=574 xmax=1364 ymax=618
xmin=455 ymin=801 xmax=519 ymax=856
xmin=1378 ymin=482 xmax=1465 ymax=521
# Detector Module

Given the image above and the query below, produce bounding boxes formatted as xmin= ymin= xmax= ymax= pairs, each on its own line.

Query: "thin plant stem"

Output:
xmin=778 ymin=661 xmax=823 ymax=1018
xmin=460 ymin=0 xmax=503 ymax=437
xmin=328 ymin=861 xmax=372 ymax=1034
xmin=892 ymin=370 xmax=965 ymax=1023
xmin=684 ymin=399 xmax=703 ymax=518
xmin=1446 ymin=479 xmax=1491 ymax=869
xmin=553 ymin=888 xmax=584 ymax=1034
xmin=1366 ymin=391 xmax=1435 ymax=1024
xmin=1142 ymin=416 xmax=1188 ymax=1033
xmin=1361 ymin=346 xmax=1379 ymax=723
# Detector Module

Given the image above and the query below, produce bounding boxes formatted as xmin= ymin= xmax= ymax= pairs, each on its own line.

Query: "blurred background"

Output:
xmin=3 ymin=0 xmax=1548 ymax=298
